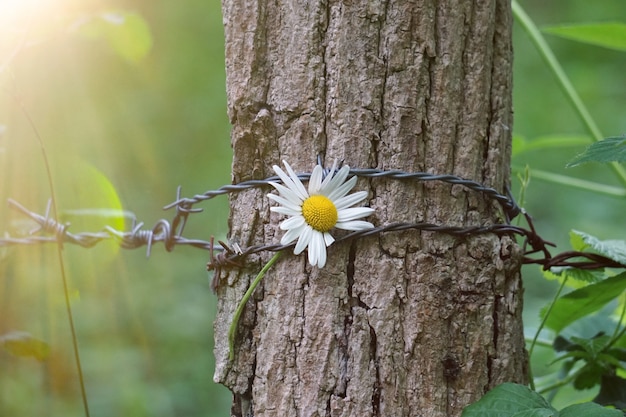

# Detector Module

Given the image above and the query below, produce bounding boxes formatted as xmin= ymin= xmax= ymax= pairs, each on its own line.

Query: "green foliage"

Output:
xmin=569 ymin=230 xmax=626 ymax=265
xmin=461 ymin=383 xmax=622 ymax=417
xmin=0 ymin=1 xmax=231 ymax=415
xmin=76 ymin=11 xmax=153 ymax=63
xmin=465 ymin=2 xmax=626 ymax=416
xmin=543 ymin=22 xmax=626 ymax=52
xmin=552 ymin=333 xmax=626 ymax=391
xmin=567 ymin=137 xmax=626 ymax=167
xmin=541 ymin=272 xmax=626 ymax=333
xmin=2 ymin=0 xmax=625 ymax=415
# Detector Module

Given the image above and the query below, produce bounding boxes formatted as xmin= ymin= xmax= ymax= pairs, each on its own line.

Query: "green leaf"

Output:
xmin=597 ymin=353 xmax=625 ymax=369
xmin=542 ymin=273 xmax=626 ymax=333
xmin=461 ymin=383 xmax=555 ymax=417
xmin=0 ymin=331 xmax=50 ymax=361
xmin=554 ymin=335 xmax=578 ymax=352
xmin=553 ymin=333 xmax=609 ymax=355
xmin=77 ymin=11 xmax=153 ymax=63
xmin=567 ymin=137 xmax=626 ymax=167
xmin=560 ymin=401 xmax=622 ymax=417
xmin=544 ymin=267 xmax=603 ymax=287
xmin=607 ymin=348 xmax=626 ymax=363
xmin=573 ymin=364 xmax=604 ymax=390
xmin=570 ymin=334 xmax=612 ymax=357
xmin=570 ymin=230 xmax=588 ymax=252
xmin=570 ymin=230 xmax=626 ymax=265
xmin=543 ymin=22 xmax=626 ymax=52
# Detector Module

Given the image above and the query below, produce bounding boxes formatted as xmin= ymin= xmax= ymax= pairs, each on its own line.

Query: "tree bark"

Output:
xmin=214 ymin=0 xmax=527 ymax=416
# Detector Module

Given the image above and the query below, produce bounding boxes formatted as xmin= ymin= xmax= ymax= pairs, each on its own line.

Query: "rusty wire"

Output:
xmin=2 ymin=167 xmax=625 ymax=285
xmin=3 ymin=198 xmax=225 ymax=256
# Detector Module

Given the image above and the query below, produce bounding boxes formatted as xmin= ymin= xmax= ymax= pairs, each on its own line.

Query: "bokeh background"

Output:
xmin=0 ymin=0 xmax=624 ymax=415
xmin=512 ymin=0 xmax=626 ymax=408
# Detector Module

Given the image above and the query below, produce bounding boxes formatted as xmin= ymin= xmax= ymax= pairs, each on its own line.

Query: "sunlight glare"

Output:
xmin=0 ymin=0 xmax=59 ymax=27
xmin=0 ymin=0 xmax=70 ymax=72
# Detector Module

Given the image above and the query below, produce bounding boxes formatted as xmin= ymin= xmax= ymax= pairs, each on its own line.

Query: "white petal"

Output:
xmin=272 ymin=165 xmax=296 ymax=190
xmin=306 ymin=234 xmax=319 ymax=266
xmin=335 ymin=220 xmax=375 ymax=231
xmin=272 ymin=165 xmax=289 ymax=183
xmin=323 ymin=232 xmax=335 ymax=246
xmin=283 ymin=160 xmax=309 ymax=201
xmin=319 ymin=160 xmax=338 ymax=191
xmin=281 ymin=224 xmax=306 ymax=245
xmin=269 ymin=182 xmax=303 ymax=205
xmin=308 ymin=231 xmax=327 ymax=268
xmin=326 ymin=175 xmax=357 ymax=201
xmin=294 ymin=225 xmax=313 ymax=255
xmin=280 ymin=215 xmax=306 ymax=230
xmin=270 ymin=206 xmax=300 ymax=216
xmin=334 ymin=191 xmax=368 ymax=210
xmin=267 ymin=193 xmax=302 ymax=212
xmin=321 ymin=165 xmax=350 ymax=195
xmin=308 ymin=165 xmax=324 ymax=195
xmin=337 ymin=207 xmax=375 ymax=222
xmin=273 ymin=163 xmax=308 ymax=201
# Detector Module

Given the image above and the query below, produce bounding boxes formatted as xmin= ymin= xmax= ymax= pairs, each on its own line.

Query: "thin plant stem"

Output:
xmin=14 ymin=93 xmax=91 ymax=416
xmin=512 ymin=0 xmax=626 ymax=188
xmin=528 ymin=276 xmax=569 ymax=391
xmin=537 ymin=371 xmax=578 ymax=396
xmin=607 ymin=296 xmax=626 ymax=349
xmin=524 ymin=337 xmax=552 ymax=350
xmin=514 ymin=165 xmax=531 ymax=226
xmin=611 ymin=324 xmax=626 ymax=349
xmin=228 ymin=252 xmax=282 ymax=360
xmin=512 ymin=165 xmax=626 ymax=198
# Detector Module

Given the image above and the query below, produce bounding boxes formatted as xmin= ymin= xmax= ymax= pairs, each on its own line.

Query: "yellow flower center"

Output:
xmin=301 ymin=195 xmax=338 ymax=232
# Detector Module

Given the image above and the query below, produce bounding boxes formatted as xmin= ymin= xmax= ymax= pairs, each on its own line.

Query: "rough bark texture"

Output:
xmin=214 ymin=0 xmax=527 ymax=416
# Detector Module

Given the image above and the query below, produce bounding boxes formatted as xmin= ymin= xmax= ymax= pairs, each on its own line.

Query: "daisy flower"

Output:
xmin=267 ymin=160 xmax=375 ymax=268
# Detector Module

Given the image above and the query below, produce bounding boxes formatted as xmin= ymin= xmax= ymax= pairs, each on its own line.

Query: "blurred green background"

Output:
xmin=513 ymin=0 xmax=626 ymax=408
xmin=0 ymin=0 xmax=624 ymax=415
xmin=0 ymin=0 xmax=232 ymax=415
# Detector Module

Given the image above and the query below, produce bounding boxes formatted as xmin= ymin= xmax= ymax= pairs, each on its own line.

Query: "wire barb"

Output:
xmin=3 ymin=167 xmax=624 ymax=287
xmin=4 ymin=198 xmax=224 ymax=256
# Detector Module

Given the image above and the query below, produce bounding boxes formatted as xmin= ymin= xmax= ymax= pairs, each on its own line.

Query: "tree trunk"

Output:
xmin=214 ymin=0 xmax=527 ymax=416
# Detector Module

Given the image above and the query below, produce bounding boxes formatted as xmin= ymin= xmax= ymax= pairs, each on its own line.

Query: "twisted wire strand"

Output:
xmin=3 ymin=199 xmax=225 ymax=255
xmin=163 ymin=169 xmax=521 ymax=221
xmin=3 ymin=165 xmax=624 ymax=282
xmin=207 ymin=221 xmax=548 ymax=270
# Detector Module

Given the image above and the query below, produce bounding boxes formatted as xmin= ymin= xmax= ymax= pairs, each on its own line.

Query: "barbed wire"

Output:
xmin=2 ymin=198 xmax=226 ymax=256
xmin=163 ymin=168 xmax=521 ymax=222
xmin=2 ymin=167 xmax=625 ymax=290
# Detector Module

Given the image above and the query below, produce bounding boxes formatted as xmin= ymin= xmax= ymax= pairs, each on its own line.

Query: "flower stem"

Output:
xmin=228 ymin=252 xmax=282 ymax=361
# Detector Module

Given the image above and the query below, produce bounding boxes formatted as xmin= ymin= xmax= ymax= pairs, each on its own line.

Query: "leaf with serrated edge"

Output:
xmin=570 ymin=230 xmax=626 ymax=265
xmin=567 ymin=137 xmax=626 ymax=167
xmin=569 ymin=230 xmax=588 ymax=252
